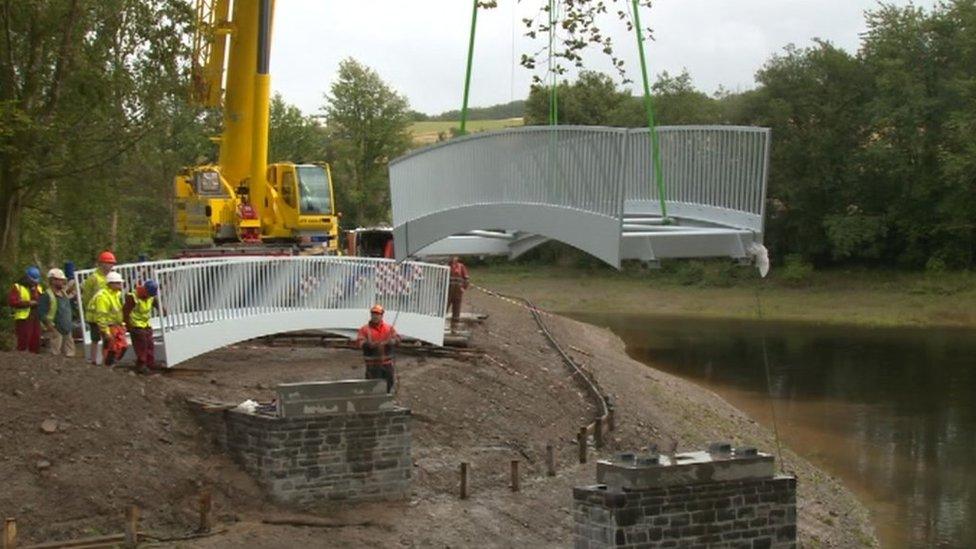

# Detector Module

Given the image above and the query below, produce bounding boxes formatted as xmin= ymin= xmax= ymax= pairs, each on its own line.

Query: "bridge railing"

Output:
xmin=625 ymin=126 xmax=770 ymax=232
xmin=155 ymin=256 xmax=449 ymax=366
xmin=390 ymin=125 xmax=770 ymax=265
xmin=74 ymin=257 xmax=240 ymax=346
xmin=391 ymin=125 xmax=628 ymax=222
xmin=390 ymin=126 xmax=630 ymax=266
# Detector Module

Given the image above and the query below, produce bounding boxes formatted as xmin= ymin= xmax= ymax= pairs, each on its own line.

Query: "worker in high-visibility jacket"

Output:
xmin=81 ymin=250 xmax=117 ymax=364
xmin=90 ymin=271 xmax=128 ymax=366
xmin=355 ymin=304 xmax=401 ymax=393
xmin=7 ymin=266 xmax=43 ymax=353
xmin=123 ymin=280 xmax=158 ymax=371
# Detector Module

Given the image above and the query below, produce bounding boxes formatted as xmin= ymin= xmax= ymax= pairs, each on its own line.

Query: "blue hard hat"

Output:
xmin=143 ymin=279 xmax=158 ymax=297
xmin=25 ymin=266 xmax=41 ymax=283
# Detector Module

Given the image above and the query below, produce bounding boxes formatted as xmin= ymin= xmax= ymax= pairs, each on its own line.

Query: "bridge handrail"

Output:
xmin=391 ymin=125 xmax=770 ymax=233
xmin=153 ymin=256 xmax=448 ymax=335
xmin=391 ymin=125 xmax=630 ymax=228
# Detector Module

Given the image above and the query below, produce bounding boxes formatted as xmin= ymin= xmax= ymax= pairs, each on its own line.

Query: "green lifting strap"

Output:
xmin=459 ymin=0 xmax=479 ymax=135
xmin=631 ymin=0 xmax=669 ymax=221
xmin=548 ymin=0 xmax=558 ymax=126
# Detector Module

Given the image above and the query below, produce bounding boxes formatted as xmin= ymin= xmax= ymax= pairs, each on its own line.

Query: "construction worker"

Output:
xmin=123 ymin=280 xmax=158 ymax=371
xmin=355 ymin=304 xmax=401 ymax=393
xmin=91 ymin=271 xmax=128 ymax=366
xmin=237 ymin=192 xmax=260 ymax=243
xmin=81 ymin=250 xmax=116 ymax=363
xmin=446 ymin=256 xmax=470 ymax=333
xmin=7 ymin=266 xmax=43 ymax=352
xmin=38 ymin=268 xmax=76 ymax=357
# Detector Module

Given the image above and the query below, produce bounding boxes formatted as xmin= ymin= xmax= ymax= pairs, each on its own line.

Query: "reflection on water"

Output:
xmin=570 ymin=314 xmax=976 ymax=548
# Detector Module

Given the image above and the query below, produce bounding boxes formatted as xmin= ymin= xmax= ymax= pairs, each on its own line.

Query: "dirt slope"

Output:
xmin=0 ymin=289 xmax=876 ymax=547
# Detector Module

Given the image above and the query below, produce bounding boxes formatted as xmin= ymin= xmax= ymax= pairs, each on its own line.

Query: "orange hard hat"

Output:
xmin=98 ymin=251 xmax=117 ymax=264
xmin=370 ymin=304 xmax=385 ymax=315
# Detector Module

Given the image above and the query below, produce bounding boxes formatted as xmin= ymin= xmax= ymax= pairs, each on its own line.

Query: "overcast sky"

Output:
xmin=269 ymin=0 xmax=937 ymax=116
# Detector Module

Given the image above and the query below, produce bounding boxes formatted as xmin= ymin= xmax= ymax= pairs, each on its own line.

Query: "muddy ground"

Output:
xmin=0 ymin=290 xmax=876 ymax=547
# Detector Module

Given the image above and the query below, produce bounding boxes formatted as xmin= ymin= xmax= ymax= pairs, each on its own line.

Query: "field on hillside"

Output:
xmin=408 ymin=117 xmax=524 ymax=145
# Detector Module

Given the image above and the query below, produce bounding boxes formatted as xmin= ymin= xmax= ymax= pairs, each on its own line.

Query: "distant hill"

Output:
xmin=413 ymin=100 xmax=526 ymax=122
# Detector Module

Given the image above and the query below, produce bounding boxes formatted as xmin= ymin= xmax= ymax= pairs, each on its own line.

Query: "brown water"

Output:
xmin=570 ymin=313 xmax=976 ymax=548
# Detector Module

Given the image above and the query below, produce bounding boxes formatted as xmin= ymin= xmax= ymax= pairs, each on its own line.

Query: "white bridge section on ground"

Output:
xmin=390 ymin=125 xmax=770 ymax=267
xmin=75 ymin=257 xmax=449 ymax=367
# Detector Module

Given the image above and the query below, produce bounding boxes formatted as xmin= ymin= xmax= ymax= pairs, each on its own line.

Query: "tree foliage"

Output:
xmin=0 ymin=0 xmax=200 ymax=273
xmin=523 ymin=0 xmax=976 ymax=270
xmin=269 ymin=93 xmax=326 ymax=163
xmin=321 ymin=58 xmax=412 ymax=228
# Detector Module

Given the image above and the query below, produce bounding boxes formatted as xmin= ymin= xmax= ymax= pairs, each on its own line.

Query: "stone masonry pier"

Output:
xmin=194 ymin=379 xmax=412 ymax=504
xmin=574 ymin=444 xmax=796 ymax=548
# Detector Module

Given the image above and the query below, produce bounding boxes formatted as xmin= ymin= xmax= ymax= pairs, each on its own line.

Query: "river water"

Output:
xmin=570 ymin=313 xmax=976 ymax=548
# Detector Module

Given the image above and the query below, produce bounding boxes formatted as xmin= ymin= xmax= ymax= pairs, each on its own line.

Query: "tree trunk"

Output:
xmin=0 ymin=187 xmax=23 ymax=266
xmin=110 ymin=207 xmax=118 ymax=251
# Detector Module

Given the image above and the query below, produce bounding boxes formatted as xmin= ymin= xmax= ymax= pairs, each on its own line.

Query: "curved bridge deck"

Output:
xmin=390 ymin=125 xmax=770 ymax=266
xmin=75 ymin=257 xmax=449 ymax=367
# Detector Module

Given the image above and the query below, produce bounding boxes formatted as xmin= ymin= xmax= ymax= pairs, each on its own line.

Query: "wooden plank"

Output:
xmin=24 ymin=533 xmax=125 ymax=549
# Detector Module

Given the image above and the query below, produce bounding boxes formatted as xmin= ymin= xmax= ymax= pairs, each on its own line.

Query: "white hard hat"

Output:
xmin=47 ymin=268 xmax=67 ymax=280
xmin=106 ymin=272 xmax=124 ymax=284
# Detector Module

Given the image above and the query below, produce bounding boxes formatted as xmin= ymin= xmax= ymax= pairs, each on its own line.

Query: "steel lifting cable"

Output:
xmin=628 ymin=0 xmax=670 ymax=222
xmin=754 ymin=285 xmax=785 ymax=473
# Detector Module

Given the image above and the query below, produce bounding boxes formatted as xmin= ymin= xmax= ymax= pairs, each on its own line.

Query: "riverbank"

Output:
xmin=472 ymin=265 xmax=976 ymax=329
xmin=0 ymin=290 xmax=877 ymax=547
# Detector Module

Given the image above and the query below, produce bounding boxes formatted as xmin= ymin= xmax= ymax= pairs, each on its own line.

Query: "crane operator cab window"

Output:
xmin=194 ymin=170 xmax=227 ymax=197
xmin=296 ymin=165 xmax=333 ymax=215
xmin=281 ymin=171 xmax=297 ymax=209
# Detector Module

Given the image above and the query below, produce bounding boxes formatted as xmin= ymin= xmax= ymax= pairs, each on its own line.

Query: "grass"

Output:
xmin=408 ymin=118 xmax=524 ymax=145
xmin=470 ymin=263 xmax=976 ymax=329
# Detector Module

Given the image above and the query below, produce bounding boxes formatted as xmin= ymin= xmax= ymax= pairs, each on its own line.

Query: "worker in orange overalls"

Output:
xmin=355 ymin=304 xmax=401 ymax=393
xmin=446 ymin=256 xmax=469 ymax=333
xmin=237 ymin=192 xmax=260 ymax=243
xmin=7 ymin=266 xmax=43 ymax=353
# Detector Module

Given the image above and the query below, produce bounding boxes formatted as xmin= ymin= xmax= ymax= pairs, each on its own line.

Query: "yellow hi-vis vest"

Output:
xmin=91 ymin=288 xmax=123 ymax=334
xmin=128 ymin=293 xmax=154 ymax=329
xmin=11 ymin=284 xmax=33 ymax=320
xmin=82 ymin=271 xmax=108 ymax=319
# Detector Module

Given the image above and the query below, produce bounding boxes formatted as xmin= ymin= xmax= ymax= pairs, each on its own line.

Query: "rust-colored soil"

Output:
xmin=0 ymin=290 xmax=876 ymax=547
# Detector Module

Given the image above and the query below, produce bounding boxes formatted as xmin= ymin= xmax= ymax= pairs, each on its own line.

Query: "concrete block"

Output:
xmin=596 ymin=451 xmax=775 ymax=490
xmin=277 ymin=380 xmax=394 ymax=418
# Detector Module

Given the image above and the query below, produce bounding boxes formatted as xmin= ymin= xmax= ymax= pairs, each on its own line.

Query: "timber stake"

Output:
xmin=545 ymin=444 xmax=556 ymax=477
xmin=578 ymin=427 xmax=588 ymax=464
xmin=510 ymin=460 xmax=520 ymax=492
xmin=459 ymin=462 xmax=469 ymax=499
xmin=3 ymin=518 xmax=15 ymax=549
xmin=124 ymin=505 xmax=139 ymax=548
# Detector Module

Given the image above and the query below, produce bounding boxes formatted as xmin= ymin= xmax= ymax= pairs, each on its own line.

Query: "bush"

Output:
xmin=673 ymin=260 xmax=705 ymax=286
xmin=780 ymin=254 xmax=814 ymax=286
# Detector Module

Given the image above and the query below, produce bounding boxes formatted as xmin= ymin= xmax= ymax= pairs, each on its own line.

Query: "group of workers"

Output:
xmin=9 ymin=252 xmax=472 ymax=387
xmin=7 ymin=250 xmax=159 ymax=371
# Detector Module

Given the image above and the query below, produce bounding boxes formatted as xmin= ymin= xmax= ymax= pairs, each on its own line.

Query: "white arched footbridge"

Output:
xmin=391 ymin=126 xmax=770 ymax=266
xmin=75 ymin=257 xmax=449 ymax=367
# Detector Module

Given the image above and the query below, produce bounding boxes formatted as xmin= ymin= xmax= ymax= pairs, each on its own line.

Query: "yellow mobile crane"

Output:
xmin=174 ymin=0 xmax=339 ymax=252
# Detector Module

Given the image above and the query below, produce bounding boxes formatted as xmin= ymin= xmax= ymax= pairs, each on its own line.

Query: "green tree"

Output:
xmin=0 ymin=0 xmax=196 ymax=267
xmin=322 ymin=58 xmax=411 ymax=227
xmin=269 ymin=93 xmax=326 ymax=163
xmin=747 ymin=41 xmax=874 ymax=264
